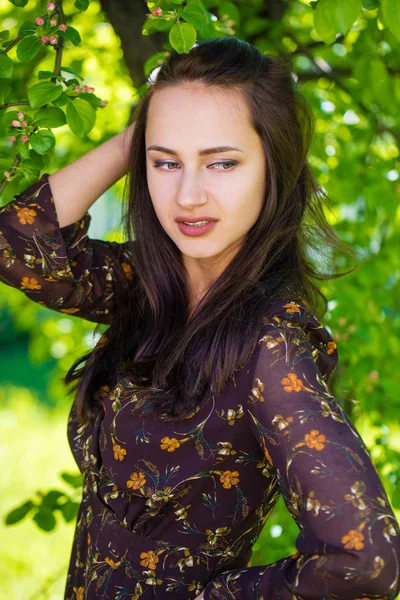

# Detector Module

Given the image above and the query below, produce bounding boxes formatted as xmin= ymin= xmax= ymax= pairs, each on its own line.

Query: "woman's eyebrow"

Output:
xmin=146 ymin=144 xmax=244 ymax=156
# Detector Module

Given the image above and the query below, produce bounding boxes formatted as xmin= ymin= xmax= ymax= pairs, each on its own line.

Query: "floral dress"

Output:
xmin=1 ymin=173 xmax=399 ymax=600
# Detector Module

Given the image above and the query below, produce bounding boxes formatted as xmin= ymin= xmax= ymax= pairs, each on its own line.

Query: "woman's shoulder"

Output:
xmin=258 ymin=296 xmax=338 ymax=380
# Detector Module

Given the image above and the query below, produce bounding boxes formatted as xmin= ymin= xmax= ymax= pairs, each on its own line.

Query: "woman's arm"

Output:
xmin=0 ymin=123 xmax=136 ymax=324
xmin=202 ymin=302 xmax=400 ymax=600
xmin=48 ymin=122 xmax=134 ymax=228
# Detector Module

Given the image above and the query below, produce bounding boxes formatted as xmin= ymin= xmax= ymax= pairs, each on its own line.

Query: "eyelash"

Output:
xmin=152 ymin=160 xmax=238 ymax=171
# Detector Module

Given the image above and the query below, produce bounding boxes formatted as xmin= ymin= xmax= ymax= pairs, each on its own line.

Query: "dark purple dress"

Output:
xmin=1 ymin=173 xmax=399 ymax=600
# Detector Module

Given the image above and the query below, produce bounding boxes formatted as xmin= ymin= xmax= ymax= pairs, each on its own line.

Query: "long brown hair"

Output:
xmin=65 ymin=36 xmax=357 ymax=426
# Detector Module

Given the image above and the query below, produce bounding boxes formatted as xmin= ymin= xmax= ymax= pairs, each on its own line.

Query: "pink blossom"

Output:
xmin=47 ymin=2 xmax=56 ymax=11
xmin=59 ymin=24 xmax=67 ymax=31
xmin=17 ymin=112 xmax=24 ymax=119
xmin=12 ymin=120 xmax=20 ymax=127
xmin=41 ymin=36 xmax=49 ymax=44
xmin=49 ymin=36 xmax=57 ymax=45
xmin=22 ymin=121 xmax=28 ymax=127
xmin=35 ymin=17 xmax=44 ymax=26
xmin=100 ymin=100 xmax=108 ymax=106
xmin=74 ymin=86 xmax=81 ymax=92
xmin=50 ymin=18 xmax=58 ymax=26
xmin=21 ymin=135 xmax=29 ymax=143
xmin=82 ymin=85 xmax=87 ymax=92
xmin=87 ymin=87 xmax=95 ymax=93
xmin=4 ymin=171 xmax=11 ymax=180
xmin=9 ymin=137 xmax=16 ymax=143
xmin=152 ymin=7 xmax=162 ymax=16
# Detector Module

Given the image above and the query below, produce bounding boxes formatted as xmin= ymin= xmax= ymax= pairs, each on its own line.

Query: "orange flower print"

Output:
xmin=281 ymin=372 xmax=303 ymax=392
xmin=140 ymin=550 xmax=159 ymax=570
xmin=283 ymin=302 xmax=301 ymax=314
xmin=121 ymin=262 xmax=134 ymax=280
xmin=305 ymin=429 xmax=326 ymax=451
xmin=127 ymin=471 xmax=146 ymax=490
xmin=341 ymin=529 xmax=365 ymax=550
xmin=326 ymin=340 xmax=337 ymax=355
xmin=73 ymin=587 xmax=84 ymax=600
xmin=113 ymin=444 xmax=127 ymax=461
xmin=20 ymin=276 xmax=41 ymax=290
xmin=105 ymin=557 xmax=121 ymax=568
xmin=160 ymin=436 xmax=181 ymax=452
xmin=220 ymin=470 xmax=240 ymax=489
xmin=17 ymin=207 xmax=37 ymax=225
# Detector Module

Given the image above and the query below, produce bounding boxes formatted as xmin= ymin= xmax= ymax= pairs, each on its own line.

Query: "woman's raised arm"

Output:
xmin=48 ymin=123 xmax=134 ymax=228
xmin=0 ymin=125 xmax=136 ymax=325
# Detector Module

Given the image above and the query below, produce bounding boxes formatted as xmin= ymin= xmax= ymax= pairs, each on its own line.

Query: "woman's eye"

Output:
xmin=152 ymin=161 xmax=237 ymax=171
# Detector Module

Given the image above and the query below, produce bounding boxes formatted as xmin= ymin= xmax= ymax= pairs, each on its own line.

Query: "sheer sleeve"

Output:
xmin=203 ymin=301 xmax=400 ymax=600
xmin=0 ymin=172 xmax=135 ymax=325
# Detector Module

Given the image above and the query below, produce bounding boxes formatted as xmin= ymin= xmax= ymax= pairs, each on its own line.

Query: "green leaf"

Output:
xmin=144 ymin=52 xmax=168 ymax=78
xmin=0 ymin=52 xmax=13 ymax=78
xmin=38 ymin=70 xmax=64 ymax=80
xmin=4 ymin=501 xmax=34 ymax=525
xmin=30 ymin=130 xmax=56 ymax=154
xmin=363 ymin=0 xmax=380 ymax=8
xmin=21 ymin=150 xmax=44 ymax=170
xmin=18 ymin=169 xmax=40 ymax=190
xmin=3 ymin=110 xmax=20 ymax=128
xmin=33 ymin=106 xmax=66 ymax=128
xmin=78 ymin=92 xmax=101 ymax=109
xmin=52 ymin=91 xmax=70 ymax=107
xmin=314 ymin=0 xmax=362 ymax=44
xmin=0 ymin=30 xmax=10 ymax=41
xmin=60 ymin=66 xmax=83 ymax=79
xmin=75 ymin=0 xmax=90 ymax=10
xmin=60 ymin=501 xmax=80 ymax=522
xmin=58 ymin=26 xmax=82 ymax=46
xmin=66 ymin=98 xmax=96 ymax=135
xmin=41 ymin=490 xmax=66 ymax=510
xmin=33 ymin=509 xmax=56 ymax=532
xmin=179 ymin=0 xmax=208 ymax=28
xmin=8 ymin=0 xmax=29 ymax=7
xmin=381 ymin=0 xmax=400 ymax=41
xmin=0 ymin=78 xmax=11 ymax=103
xmin=28 ymin=81 xmax=63 ymax=109
xmin=0 ymin=158 xmax=13 ymax=172
xmin=19 ymin=142 xmax=31 ymax=159
xmin=18 ymin=21 xmax=37 ymax=37
xmin=169 ymin=22 xmax=197 ymax=54
xmin=16 ymin=36 xmax=42 ymax=62
xmin=60 ymin=471 xmax=83 ymax=488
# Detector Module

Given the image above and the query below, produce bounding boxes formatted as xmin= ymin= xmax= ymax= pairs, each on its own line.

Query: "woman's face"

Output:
xmin=145 ymin=84 xmax=267 ymax=286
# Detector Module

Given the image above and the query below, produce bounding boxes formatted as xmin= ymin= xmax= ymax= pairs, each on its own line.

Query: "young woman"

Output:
xmin=1 ymin=37 xmax=399 ymax=600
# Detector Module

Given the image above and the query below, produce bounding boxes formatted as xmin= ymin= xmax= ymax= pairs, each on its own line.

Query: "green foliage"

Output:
xmin=314 ymin=0 xmax=362 ymax=44
xmin=4 ymin=472 xmax=82 ymax=531
xmin=381 ymin=0 xmax=400 ymax=41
